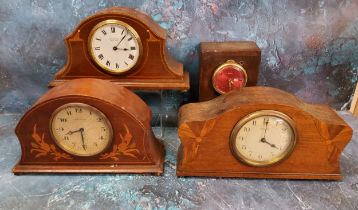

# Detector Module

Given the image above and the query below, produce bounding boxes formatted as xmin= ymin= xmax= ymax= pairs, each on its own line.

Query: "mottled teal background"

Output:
xmin=0 ymin=0 xmax=357 ymax=123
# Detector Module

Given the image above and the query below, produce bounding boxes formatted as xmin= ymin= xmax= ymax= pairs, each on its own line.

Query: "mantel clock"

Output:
xmin=49 ymin=7 xmax=189 ymax=91
xmin=14 ymin=78 xmax=164 ymax=174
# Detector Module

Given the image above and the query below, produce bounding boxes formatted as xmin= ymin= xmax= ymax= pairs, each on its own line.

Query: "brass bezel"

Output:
xmin=88 ymin=19 xmax=143 ymax=75
xmin=212 ymin=60 xmax=248 ymax=94
xmin=50 ymin=102 xmax=114 ymax=157
xmin=230 ymin=110 xmax=297 ymax=167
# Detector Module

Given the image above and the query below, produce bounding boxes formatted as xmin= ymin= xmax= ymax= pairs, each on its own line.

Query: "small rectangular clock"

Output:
xmin=199 ymin=41 xmax=261 ymax=101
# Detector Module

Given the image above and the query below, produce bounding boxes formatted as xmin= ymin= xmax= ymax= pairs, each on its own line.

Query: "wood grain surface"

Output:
xmin=14 ymin=78 xmax=164 ymax=175
xmin=177 ymin=86 xmax=352 ymax=179
xmin=49 ymin=7 xmax=189 ymax=91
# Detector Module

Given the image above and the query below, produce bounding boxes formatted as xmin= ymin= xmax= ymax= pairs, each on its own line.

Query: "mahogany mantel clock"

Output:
xmin=13 ymin=78 xmax=164 ymax=174
xmin=177 ymin=87 xmax=352 ymax=180
xmin=49 ymin=7 xmax=189 ymax=91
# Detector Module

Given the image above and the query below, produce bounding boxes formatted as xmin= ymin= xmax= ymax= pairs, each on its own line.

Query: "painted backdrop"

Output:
xmin=0 ymin=0 xmax=357 ymax=124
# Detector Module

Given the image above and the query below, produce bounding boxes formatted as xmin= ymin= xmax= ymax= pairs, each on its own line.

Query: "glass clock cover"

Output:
xmin=50 ymin=103 xmax=113 ymax=156
xmin=230 ymin=110 xmax=296 ymax=166
xmin=212 ymin=60 xmax=247 ymax=94
xmin=89 ymin=20 xmax=142 ymax=74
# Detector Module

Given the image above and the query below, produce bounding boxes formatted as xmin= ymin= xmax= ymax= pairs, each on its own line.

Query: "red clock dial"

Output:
xmin=212 ymin=60 xmax=247 ymax=94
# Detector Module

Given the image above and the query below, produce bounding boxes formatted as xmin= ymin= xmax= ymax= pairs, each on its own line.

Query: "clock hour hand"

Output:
xmin=66 ymin=128 xmax=82 ymax=135
xmin=117 ymin=48 xmax=129 ymax=51
xmin=260 ymin=138 xmax=278 ymax=149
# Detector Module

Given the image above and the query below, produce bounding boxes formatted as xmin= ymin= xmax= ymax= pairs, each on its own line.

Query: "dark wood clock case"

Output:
xmin=13 ymin=78 xmax=164 ymax=174
xmin=177 ymin=87 xmax=352 ymax=180
xmin=49 ymin=7 xmax=189 ymax=91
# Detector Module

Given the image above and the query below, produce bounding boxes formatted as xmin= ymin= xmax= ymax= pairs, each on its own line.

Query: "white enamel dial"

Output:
xmin=230 ymin=110 xmax=296 ymax=166
xmin=50 ymin=103 xmax=113 ymax=156
xmin=89 ymin=20 xmax=141 ymax=74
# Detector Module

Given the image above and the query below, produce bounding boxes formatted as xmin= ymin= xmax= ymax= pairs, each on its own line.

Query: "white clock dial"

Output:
xmin=230 ymin=110 xmax=296 ymax=166
xmin=50 ymin=103 xmax=113 ymax=156
xmin=89 ymin=20 xmax=141 ymax=74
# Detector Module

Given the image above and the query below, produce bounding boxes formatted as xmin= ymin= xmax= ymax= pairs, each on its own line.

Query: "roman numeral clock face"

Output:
xmin=89 ymin=20 xmax=142 ymax=74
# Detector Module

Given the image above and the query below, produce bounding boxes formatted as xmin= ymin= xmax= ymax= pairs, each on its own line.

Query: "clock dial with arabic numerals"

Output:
xmin=50 ymin=103 xmax=113 ymax=157
xmin=89 ymin=20 xmax=142 ymax=74
xmin=230 ymin=110 xmax=296 ymax=166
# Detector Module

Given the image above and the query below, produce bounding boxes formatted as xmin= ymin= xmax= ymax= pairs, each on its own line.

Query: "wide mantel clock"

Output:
xmin=49 ymin=7 xmax=189 ymax=91
xmin=177 ymin=87 xmax=352 ymax=180
xmin=13 ymin=78 xmax=164 ymax=175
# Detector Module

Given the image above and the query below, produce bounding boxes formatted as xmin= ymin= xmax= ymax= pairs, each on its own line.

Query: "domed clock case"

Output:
xmin=13 ymin=78 xmax=164 ymax=174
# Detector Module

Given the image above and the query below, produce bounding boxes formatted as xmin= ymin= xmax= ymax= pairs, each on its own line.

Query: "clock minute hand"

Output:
xmin=228 ymin=79 xmax=233 ymax=90
xmin=79 ymin=128 xmax=86 ymax=151
xmin=262 ymin=119 xmax=269 ymax=138
xmin=114 ymin=28 xmax=128 ymax=48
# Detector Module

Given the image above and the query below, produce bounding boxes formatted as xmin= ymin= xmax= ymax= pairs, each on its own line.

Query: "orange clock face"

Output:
xmin=212 ymin=60 xmax=247 ymax=94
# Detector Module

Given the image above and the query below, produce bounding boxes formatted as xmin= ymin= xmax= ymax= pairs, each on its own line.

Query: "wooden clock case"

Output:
xmin=199 ymin=41 xmax=261 ymax=101
xmin=13 ymin=78 xmax=164 ymax=174
xmin=177 ymin=87 xmax=352 ymax=180
xmin=49 ymin=7 xmax=189 ymax=91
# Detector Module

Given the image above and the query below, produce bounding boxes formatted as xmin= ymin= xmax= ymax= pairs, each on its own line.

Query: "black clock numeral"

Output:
xmin=99 ymin=136 xmax=104 ymax=140
xmin=264 ymin=118 xmax=269 ymax=124
xmin=252 ymin=120 xmax=256 ymax=126
xmin=101 ymin=127 xmax=106 ymax=131
xmin=244 ymin=127 xmax=250 ymax=132
xmin=96 ymin=38 xmax=101 ymax=41
xmin=75 ymin=108 xmax=82 ymax=113
xmin=124 ymin=61 xmax=128 ymax=66
xmin=127 ymin=37 xmax=133 ymax=41
xmin=130 ymin=46 xmax=136 ymax=50
xmin=242 ymin=145 xmax=246 ymax=150
xmin=94 ymin=143 xmax=98 ymax=147
xmin=66 ymin=110 xmax=72 ymax=116
xmin=106 ymin=60 xmax=111 ymax=66
xmin=258 ymin=155 xmax=263 ymax=160
xmin=115 ymin=63 xmax=119 ymax=68
xmin=111 ymin=26 xmax=115 ymax=33
xmin=97 ymin=117 xmax=102 ymax=122
xmin=95 ymin=47 xmax=100 ymax=50
xmin=98 ymin=54 xmax=104 ymax=60
xmin=57 ymin=127 xmax=64 ymax=131
xmin=102 ymin=30 xmax=107 ymax=35
xmin=128 ymin=54 xmax=134 ymax=60
xmin=59 ymin=118 xmax=67 ymax=122
xmin=64 ymin=136 xmax=69 ymax=140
